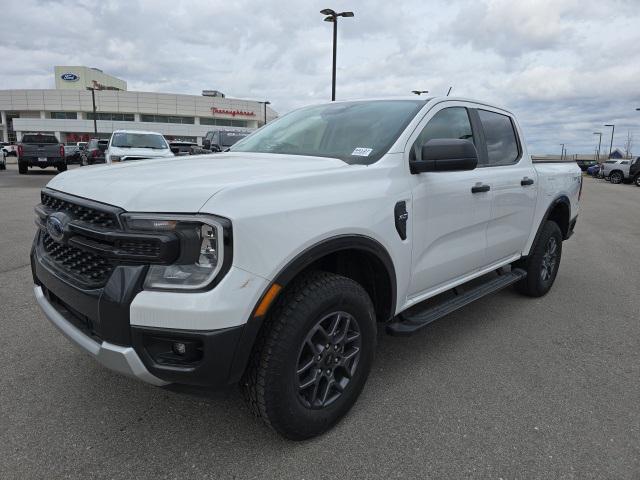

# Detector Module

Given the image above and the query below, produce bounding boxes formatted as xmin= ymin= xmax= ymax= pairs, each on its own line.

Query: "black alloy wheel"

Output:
xmin=295 ymin=311 xmax=361 ymax=409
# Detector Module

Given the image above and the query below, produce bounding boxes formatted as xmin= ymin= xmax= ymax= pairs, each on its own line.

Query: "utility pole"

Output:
xmin=593 ymin=132 xmax=602 ymax=162
xmin=604 ymin=124 xmax=615 ymax=158
xmin=87 ymin=87 xmax=97 ymax=135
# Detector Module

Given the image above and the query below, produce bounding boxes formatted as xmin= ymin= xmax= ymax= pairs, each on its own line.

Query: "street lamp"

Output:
xmin=411 ymin=90 xmax=429 ymax=95
xmin=604 ymin=124 xmax=615 ymax=158
xmin=320 ymin=8 xmax=355 ymax=101
xmin=261 ymin=101 xmax=271 ymax=126
xmin=593 ymin=132 xmax=602 ymax=162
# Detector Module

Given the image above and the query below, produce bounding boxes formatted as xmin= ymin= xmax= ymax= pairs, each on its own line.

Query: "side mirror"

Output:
xmin=410 ymin=139 xmax=478 ymax=174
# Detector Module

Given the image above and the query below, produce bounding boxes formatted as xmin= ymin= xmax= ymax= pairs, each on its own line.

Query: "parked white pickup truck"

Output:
xmin=31 ymin=97 xmax=581 ymax=440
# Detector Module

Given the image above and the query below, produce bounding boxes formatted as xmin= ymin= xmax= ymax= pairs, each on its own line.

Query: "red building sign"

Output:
xmin=211 ymin=107 xmax=256 ymax=117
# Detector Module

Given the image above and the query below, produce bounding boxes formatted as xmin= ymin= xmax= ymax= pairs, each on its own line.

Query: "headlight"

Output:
xmin=121 ymin=214 xmax=230 ymax=291
xmin=110 ymin=155 xmax=122 ymax=162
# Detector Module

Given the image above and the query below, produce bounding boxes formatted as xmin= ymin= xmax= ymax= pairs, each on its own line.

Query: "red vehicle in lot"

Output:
xmin=81 ymin=138 xmax=109 ymax=165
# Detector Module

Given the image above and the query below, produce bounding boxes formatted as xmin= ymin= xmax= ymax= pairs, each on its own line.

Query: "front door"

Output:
xmin=407 ymin=104 xmax=492 ymax=298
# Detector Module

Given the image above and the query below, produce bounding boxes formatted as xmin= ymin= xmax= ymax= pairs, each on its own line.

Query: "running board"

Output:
xmin=386 ymin=268 xmax=527 ymax=336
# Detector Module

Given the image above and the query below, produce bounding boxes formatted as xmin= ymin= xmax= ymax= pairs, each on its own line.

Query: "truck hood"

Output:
xmin=46 ymin=152 xmax=348 ymax=212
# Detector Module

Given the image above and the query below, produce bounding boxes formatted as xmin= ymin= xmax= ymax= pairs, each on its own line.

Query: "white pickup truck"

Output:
xmin=31 ymin=97 xmax=581 ymax=440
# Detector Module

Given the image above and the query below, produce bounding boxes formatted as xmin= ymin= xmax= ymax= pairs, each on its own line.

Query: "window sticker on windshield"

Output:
xmin=352 ymin=147 xmax=373 ymax=157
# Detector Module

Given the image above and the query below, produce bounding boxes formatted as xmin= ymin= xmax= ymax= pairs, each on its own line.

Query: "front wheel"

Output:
xmin=18 ymin=161 xmax=27 ymax=174
xmin=242 ymin=271 xmax=376 ymax=440
xmin=514 ymin=221 xmax=563 ymax=297
xmin=634 ymin=175 xmax=640 ymax=187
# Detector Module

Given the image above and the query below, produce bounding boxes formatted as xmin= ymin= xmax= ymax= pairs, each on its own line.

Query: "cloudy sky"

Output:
xmin=1 ymin=0 xmax=639 ymax=154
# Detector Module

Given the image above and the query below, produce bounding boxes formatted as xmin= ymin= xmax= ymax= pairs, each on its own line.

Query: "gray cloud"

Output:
xmin=0 ymin=0 xmax=639 ymax=154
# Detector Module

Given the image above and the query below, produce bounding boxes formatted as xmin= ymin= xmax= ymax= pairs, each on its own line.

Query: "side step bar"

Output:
xmin=386 ymin=268 xmax=527 ymax=336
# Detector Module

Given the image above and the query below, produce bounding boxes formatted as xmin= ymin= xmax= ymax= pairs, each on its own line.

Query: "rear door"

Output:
xmin=475 ymin=108 xmax=537 ymax=265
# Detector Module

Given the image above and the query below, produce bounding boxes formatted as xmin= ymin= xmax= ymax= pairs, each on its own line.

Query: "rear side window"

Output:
xmin=478 ymin=110 xmax=520 ymax=166
xmin=411 ymin=107 xmax=474 ymax=161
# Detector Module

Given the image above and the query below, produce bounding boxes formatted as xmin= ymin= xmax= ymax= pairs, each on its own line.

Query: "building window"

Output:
xmin=199 ymin=118 xmax=248 ymax=127
xmin=140 ymin=114 xmax=194 ymax=124
xmin=86 ymin=112 xmax=135 ymax=122
xmin=50 ymin=111 xmax=78 ymax=120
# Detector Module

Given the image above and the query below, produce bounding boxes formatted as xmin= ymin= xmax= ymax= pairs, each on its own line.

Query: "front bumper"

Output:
xmin=34 ymin=285 xmax=168 ymax=386
xmin=32 ymin=239 xmax=267 ymax=387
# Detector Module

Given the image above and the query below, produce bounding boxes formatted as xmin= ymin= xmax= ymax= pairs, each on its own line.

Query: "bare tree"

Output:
xmin=624 ymin=130 xmax=633 ymax=158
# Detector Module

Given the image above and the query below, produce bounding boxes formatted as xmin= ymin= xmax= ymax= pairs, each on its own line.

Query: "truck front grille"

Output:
xmin=41 ymin=191 xmax=118 ymax=228
xmin=42 ymin=232 xmax=115 ymax=286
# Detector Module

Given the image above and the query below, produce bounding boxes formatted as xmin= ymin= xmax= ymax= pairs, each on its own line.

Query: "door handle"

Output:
xmin=471 ymin=183 xmax=490 ymax=193
xmin=521 ymin=177 xmax=534 ymax=186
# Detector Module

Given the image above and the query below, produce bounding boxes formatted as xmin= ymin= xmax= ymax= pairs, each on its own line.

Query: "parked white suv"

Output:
xmin=105 ymin=130 xmax=174 ymax=163
xmin=602 ymin=159 xmax=632 ymax=184
xmin=32 ymin=97 xmax=581 ymax=439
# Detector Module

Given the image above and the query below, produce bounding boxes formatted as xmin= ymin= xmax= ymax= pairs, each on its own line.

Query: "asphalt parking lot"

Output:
xmin=1 ymin=163 xmax=638 ymax=479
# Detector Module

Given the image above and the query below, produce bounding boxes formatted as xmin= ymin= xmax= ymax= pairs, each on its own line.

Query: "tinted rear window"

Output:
xmin=22 ymin=135 xmax=58 ymax=144
xmin=478 ymin=110 xmax=520 ymax=166
xmin=220 ymin=132 xmax=249 ymax=146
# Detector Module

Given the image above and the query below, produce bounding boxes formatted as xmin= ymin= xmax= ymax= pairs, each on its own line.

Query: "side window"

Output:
xmin=411 ymin=107 xmax=473 ymax=161
xmin=478 ymin=109 xmax=520 ymax=166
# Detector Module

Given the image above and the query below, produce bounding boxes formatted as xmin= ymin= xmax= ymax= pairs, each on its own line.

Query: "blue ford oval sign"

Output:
xmin=60 ymin=73 xmax=79 ymax=82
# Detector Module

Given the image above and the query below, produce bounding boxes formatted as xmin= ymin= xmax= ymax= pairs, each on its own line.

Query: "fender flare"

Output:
xmin=527 ymin=195 xmax=571 ymax=256
xmin=226 ymin=235 xmax=397 ymax=384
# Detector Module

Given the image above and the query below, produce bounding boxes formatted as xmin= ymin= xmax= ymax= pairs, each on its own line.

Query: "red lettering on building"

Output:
xmin=211 ymin=107 xmax=256 ymax=117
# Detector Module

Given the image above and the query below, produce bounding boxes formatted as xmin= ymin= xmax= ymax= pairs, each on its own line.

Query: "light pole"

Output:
xmin=411 ymin=90 xmax=429 ymax=95
xmin=261 ymin=101 xmax=271 ymax=126
xmin=320 ymin=8 xmax=354 ymax=101
xmin=604 ymin=124 xmax=615 ymax=158
xmin=560 ymin=143 xmax=565 ymax=160
xmin=593 ymin=132 xmax=602 ymax=162
xmin=86 ymin=87 xmax=97 ymax=135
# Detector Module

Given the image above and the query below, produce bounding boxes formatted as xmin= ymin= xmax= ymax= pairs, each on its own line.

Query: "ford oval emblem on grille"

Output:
xmin=46 ymin=213 xmax=68 ymax=243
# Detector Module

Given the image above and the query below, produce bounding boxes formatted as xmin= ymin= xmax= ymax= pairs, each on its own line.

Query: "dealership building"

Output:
xmin=0 ymin=66 xmax=277 ymax=145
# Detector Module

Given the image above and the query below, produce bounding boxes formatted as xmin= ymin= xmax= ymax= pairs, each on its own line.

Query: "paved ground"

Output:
xmin=1 ymin=164 xmax=638 ymax=479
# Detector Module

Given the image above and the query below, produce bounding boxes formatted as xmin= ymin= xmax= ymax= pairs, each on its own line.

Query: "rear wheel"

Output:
xmin=634 ymin=175 xmax=640 ymax=187
xmin=514 ymin=221 xmax=563 ymax=297
xmin=609 ymin=171 xmax=623 ymax=184
xmin=18 ymin=161 xmax=27 ymax=174
xmin=57 ymin=163 xmax=67 ymax=172
xmin=242 ymin=271 xmax=376 ymax=440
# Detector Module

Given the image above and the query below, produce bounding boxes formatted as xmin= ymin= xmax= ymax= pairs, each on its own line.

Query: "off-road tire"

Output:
xmin=242 ymin=271 xmax=376 ymax=440
xmin=18 ymin=161 xmax=27 ymax=174
xmin=514 ymin=221 xmax=563 ymax=297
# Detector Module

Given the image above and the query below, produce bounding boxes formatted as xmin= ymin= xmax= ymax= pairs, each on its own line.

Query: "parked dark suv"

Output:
xmin=630 ymin=157 xmax=640 ymax=187
xmin=82 ymin=139 xmax=109 ymax=165
xmin=202 ymin=129 xmax=251 ymax=152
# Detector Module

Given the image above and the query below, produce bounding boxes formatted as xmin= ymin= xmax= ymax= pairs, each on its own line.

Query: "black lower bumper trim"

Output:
xmin=131 ymin=325 xmax=243 ymax=387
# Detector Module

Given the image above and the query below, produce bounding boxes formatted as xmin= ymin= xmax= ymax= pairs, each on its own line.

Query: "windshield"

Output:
xmin=111 ymin=132 xmax=168 ymax=149
xmin=220 ymin=131 xmax=249 ymax=147
xmin=230 ymin=100 xmax=424 ymax=164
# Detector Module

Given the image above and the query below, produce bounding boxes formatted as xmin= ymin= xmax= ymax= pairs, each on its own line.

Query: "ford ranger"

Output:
xmin=31 ymin=97 xmax=581 ymax=440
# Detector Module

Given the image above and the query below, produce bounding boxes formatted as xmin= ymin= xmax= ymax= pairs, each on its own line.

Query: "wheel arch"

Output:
xmin=227 ymin=235 xmax=397 ymax=384
xmin=526 ymin=196 xmax=572 ymax=258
